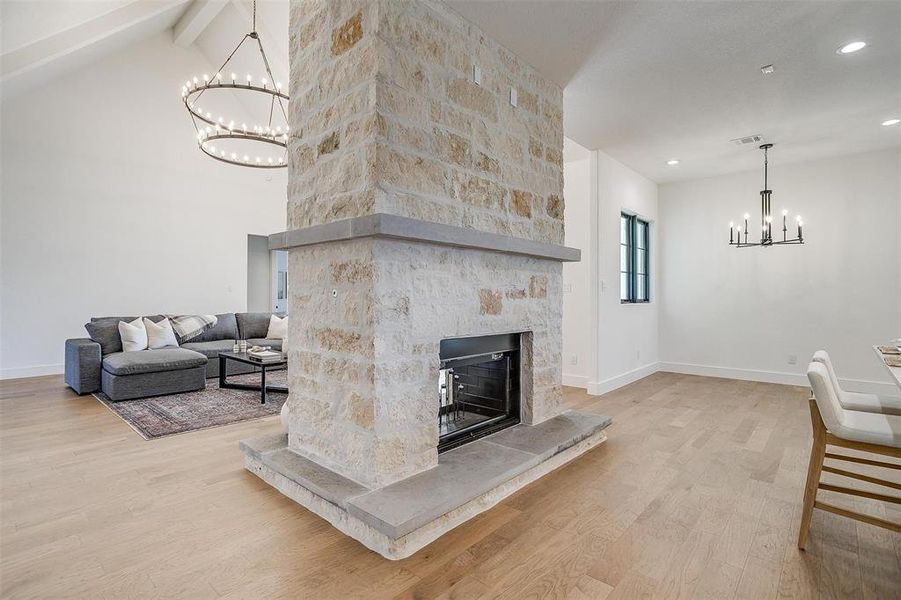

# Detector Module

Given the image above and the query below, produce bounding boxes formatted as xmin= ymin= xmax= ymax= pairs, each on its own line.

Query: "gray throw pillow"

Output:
xmin=85 ymin=315 xmax=164 ymax=355
xmin=186 ymin=313 xmax=239 ymax=343
xmin=236 ymin=312 xmax=286 ymax=339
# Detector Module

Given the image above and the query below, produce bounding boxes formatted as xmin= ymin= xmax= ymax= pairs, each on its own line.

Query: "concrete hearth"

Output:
xmin=239 ymin=0 xmax=610 ymax=559
xmin=242 ymin=411 xmax=610 ymax=559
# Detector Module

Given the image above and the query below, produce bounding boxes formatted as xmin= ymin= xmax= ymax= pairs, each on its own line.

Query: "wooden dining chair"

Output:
xmin=812 ymin=350 xmax=901 ymax=416
xmin=799 ymin=361 xmax=901 ymax=549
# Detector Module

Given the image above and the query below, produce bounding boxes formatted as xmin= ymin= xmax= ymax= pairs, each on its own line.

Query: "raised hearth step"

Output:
xmin=241 ymin=410 xmax=611 ymax=541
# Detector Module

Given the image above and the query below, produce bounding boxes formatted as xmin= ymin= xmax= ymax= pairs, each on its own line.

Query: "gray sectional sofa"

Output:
xmin=65 ymin=312 xmax=284 ymax=401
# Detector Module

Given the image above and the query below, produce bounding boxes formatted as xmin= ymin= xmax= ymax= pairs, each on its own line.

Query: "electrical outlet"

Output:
xmin=636 ymin=349 xmax=641 ymax=360
xmin=568 ymin=355 xmax=578 ymax=366
xmin=600 ymin=280 xmax=607 ymax=292
xmin=472 ymin=65 xmax=482 ymax=85
xmin=787 ymin=354 xmax=797 ymax=365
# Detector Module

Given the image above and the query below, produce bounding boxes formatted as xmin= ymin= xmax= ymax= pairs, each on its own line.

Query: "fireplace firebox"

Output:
xmin=437 ymin=333 xmax=521 ymax=452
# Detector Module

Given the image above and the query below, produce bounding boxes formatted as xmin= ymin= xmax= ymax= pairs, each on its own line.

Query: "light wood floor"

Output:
xmin=1 ymin=373 xmax=899 ymax=599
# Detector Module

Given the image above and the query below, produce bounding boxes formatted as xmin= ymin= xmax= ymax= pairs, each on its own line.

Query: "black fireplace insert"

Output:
xmin=438 ymin=333 xmax=521 ymax=453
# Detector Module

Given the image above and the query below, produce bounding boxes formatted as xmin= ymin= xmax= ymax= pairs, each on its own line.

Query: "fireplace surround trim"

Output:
xmin=268 ymin=213 xmax=581 ymax=263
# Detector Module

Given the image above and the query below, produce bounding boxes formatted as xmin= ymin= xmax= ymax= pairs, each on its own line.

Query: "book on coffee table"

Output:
xmin=247 ymin=349 xmax=284 ymax=363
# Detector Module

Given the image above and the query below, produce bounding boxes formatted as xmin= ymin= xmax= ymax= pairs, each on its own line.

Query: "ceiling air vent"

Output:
xmin=731 ymin=134 xmax=764 ymax=146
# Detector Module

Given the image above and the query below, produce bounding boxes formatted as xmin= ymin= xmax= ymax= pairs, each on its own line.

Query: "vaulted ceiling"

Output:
xmin=2 ymin=0 xmax=899 ymax=183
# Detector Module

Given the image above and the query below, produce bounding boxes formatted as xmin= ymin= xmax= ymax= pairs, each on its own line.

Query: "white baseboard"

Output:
xmin=657 ymin=361 xmax=898 ymax=396
xmin=562 ymin=373 xmax=589 ymax=388
xmin=587 ymin=362 xmax=660 ymax=396
xmin=0 ymin=363 xmax=65 ymax=380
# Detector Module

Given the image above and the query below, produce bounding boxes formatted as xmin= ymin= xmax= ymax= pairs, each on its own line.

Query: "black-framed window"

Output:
xmin=620 ymin=213 xmax=650 ymax=303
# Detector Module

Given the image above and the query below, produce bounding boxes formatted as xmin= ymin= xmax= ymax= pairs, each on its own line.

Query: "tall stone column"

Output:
xmin=284 ymin=0 xmax=565 ymax=489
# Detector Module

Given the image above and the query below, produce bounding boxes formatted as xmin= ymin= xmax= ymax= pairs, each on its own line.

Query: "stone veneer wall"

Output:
xmin=288 ymin=240 xmax=563 ymax=488
xmin=288 ymin=0 xmax=564 ymax=244
xmin=285 ymin=0 xmax=566 ymax=489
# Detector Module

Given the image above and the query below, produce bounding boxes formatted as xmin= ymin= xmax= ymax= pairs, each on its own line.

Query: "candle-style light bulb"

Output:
xmin=796 ymin=215 xmax=802 ymax=222
xmin=765 ymin=215 xmax=772 ymax=223
xmin=729 ymin=221 xmax=734 ymax=228
xmin=231 ymin=72 xmax=237 ymax=82
xmin=782 ymin=209 xmax=788 ymax=216
xmin=744 ymin=213 xmax=750 ymax=220
xmin=246 ymin=74 xmax=252 ymax=83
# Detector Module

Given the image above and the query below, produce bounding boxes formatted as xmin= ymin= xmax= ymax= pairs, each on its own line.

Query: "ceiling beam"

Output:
xmin=173 ymin=0 xmax=228 ymax=47
xmin=1 ymin=0 xmax=189 ymax=95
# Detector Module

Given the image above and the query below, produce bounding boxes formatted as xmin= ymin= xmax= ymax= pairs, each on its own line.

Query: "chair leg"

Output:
xmin=799 ymin=398 xmax=827 ymax=549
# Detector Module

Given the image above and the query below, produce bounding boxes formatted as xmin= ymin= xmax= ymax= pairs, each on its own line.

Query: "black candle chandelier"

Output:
xmin=180 ymin=1 xmax=288 ymax=168
xmin=729 ymin=144 xmax=804 ymax=247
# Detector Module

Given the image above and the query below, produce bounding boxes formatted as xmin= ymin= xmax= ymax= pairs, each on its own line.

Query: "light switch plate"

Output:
xmin=510 ymin=87 xmax=517 ymax=107
xmin=472 ymin=65 xmax=482 ymax=85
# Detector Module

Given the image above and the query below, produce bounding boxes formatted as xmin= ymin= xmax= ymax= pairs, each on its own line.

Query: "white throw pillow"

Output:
xmin=266 ymin=314 xmax=287 ymax=340
xmin=118 ymin=317 xmax=148 ymax=352
xmin=144 ymin=317 xmax=179 ymax=349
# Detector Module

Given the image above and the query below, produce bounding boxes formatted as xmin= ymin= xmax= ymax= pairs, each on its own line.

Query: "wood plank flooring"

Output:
xmin=1 ymin=372 xmax=899 ymax=599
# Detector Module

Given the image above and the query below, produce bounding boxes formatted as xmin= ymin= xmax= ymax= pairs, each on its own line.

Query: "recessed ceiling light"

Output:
xmin=882 ymin=118 xmax=900 ymax=127
xmin=666 ymin=159 xmax=680 ymax=166
xmin=837 ymin=41 xmax=866 ymax=54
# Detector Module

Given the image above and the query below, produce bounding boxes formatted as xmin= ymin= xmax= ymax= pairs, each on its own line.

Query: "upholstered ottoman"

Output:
xmin=100 ymin=348 xmax=207 ymax=402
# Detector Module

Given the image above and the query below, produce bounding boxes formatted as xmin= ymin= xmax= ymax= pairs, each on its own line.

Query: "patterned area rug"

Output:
xmin=94 ymin=370 xmax=287 ymax=440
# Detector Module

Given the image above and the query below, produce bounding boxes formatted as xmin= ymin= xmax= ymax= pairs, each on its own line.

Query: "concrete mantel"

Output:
xmin=268 ymin=214 xmax=581 ymax=263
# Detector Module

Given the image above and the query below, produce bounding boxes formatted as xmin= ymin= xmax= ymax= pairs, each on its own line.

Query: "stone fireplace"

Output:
xmin=240 ymin=0 xmax=611 ymax=559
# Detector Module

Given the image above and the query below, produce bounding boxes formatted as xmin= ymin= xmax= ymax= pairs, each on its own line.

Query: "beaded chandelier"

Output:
xmin=181 ymin=1 xmax=288 ymax=168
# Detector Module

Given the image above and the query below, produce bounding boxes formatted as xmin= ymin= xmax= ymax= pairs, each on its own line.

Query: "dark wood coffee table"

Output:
xmin=218 ymin=351 xmax=287 ymax=404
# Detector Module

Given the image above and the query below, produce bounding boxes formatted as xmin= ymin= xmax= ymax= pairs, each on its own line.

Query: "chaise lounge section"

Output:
xmin=65 ymin=312 xmax=284 ymax=401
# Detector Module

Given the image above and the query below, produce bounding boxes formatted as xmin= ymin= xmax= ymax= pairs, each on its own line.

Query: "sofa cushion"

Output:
xmin=181 ymin=339 xmax=235 ymax=359
xmin=102 ymin=348 xmax=207 ymax=376
xmin=237 ymin=313 xmax=285 ymax=340
xmin=187 ymin=313 xmax=238 ymax=343
xmin=85 ymin=315 xmax=164 ymax=355
xmin=246 ymin=338 xmax=283 ymax=351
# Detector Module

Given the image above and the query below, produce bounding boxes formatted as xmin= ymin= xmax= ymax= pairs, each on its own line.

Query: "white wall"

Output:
xmin=659 ymin=148 xmax=901 ymax=392
xmin=562 ymin=153 xmax=591 ymax=387
xmin=0 ymin=32 xmax=287 ymax=379
xmin=562 ymin=142 xmax=660 ymax=394
xmin=591 ymin=151 xmax=659 ymax=393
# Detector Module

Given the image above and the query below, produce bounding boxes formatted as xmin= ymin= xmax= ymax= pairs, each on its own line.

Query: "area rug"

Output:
xmin=93 ymin=370 xmax=287 ymax=440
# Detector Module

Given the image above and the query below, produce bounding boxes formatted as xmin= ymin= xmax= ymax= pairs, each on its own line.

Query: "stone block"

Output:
xmin=510 ymin=190 xmax=533 ymax=218
xmin=529 ymin=274 xmax=548 ymax=298
xmin=332 ymin=10 xmax=363 ymax=56
xmin=479 ymin=289 xmax=502 ymax=315
xmin=447 ymin=78 xmax=497 ymax=122
xmin=546 ymin=194 xmax=564 ymax=220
